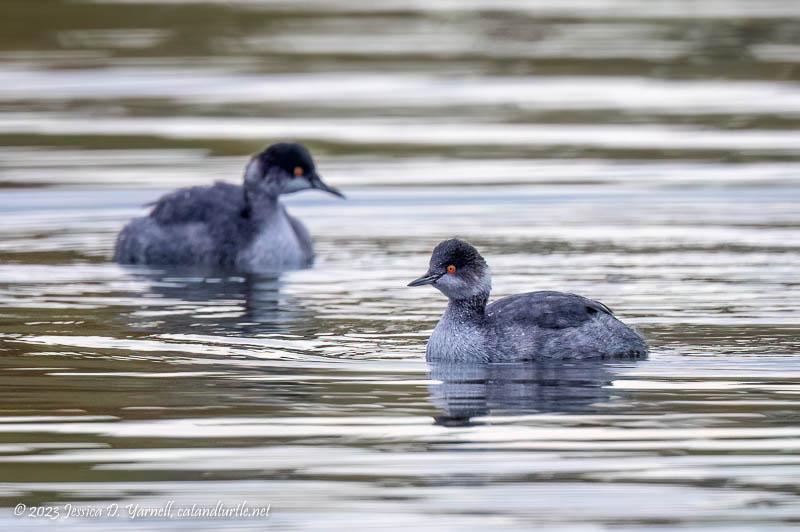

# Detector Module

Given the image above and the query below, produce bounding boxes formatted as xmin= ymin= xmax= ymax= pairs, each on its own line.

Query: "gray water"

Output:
xmin=1 ymin=0 xmax=800 ymax=530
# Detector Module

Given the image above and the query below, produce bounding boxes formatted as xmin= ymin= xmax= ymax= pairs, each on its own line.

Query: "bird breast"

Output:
xmin=236 ymin=210 xmax=306 ymax=272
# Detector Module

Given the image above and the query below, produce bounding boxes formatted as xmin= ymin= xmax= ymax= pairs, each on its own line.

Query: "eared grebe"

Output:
xmin=114 ymin=142 xmax=343 ymax=272
xmin=408 ymin=239 xmax=648 ymax=362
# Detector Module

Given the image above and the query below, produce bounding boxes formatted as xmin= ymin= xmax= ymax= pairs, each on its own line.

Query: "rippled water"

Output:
xmin=1 ymin=0 xmax=800 ymax=530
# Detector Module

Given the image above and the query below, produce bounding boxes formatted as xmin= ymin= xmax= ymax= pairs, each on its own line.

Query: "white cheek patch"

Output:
xmin=281 ymin=177 xmax=313 ymax=194
xmin=436 ymin=270 xmax=491 ymax=299
xmin=244 ymin=157 xmax=262 ymax=184
xmin=437 ymin=275 xmax=457 ymax=289
xmin=478 ymin=270 xmax=492 ymax=294
xmin=435 ymin=274 xmax=462 ymax=297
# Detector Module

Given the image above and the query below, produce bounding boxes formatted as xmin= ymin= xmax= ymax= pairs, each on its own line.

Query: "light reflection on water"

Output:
xmin=1 ymin=0 xmax=800 ymax=529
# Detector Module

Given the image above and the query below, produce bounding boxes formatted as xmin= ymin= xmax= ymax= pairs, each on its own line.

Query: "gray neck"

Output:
xmin=443 ymin=292 xmax=489 ymax=324
xmin=242 ymin=190 xmax=280 ymax=222
xmin=241 ymin=159 xmax=282 ymax=221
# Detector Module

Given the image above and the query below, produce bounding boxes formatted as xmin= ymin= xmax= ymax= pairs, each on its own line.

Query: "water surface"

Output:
xmin=1 ymin=0 xmax=799 ymax=529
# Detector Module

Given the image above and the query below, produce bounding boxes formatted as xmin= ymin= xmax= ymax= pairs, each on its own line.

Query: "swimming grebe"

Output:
xmin=409 ymin=239 xmax=648 ymax=362
xmin=114 ymin=142 xmax=343 ymax=272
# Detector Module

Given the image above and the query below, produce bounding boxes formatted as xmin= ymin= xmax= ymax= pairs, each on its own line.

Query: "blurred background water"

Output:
xmin=1 ymin=0 xmax=800 ymax=530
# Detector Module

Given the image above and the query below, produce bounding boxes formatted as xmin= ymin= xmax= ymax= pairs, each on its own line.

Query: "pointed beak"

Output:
xmin=407 ymin=271 xmax=443 ymax=287
xmin=309 ymin=171 xmax=345 ymax=199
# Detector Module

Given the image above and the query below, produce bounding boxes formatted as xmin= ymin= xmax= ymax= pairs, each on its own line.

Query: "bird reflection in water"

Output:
xmin=428 ymin=360 xmax=643 ymax=427
xmin=120 ymin=267 xmax=316 ymax=336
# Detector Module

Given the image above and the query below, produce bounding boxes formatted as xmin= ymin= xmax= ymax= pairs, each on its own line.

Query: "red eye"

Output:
xmin=446 ymin=264 xmax=456 ymax=274
xmin=293 ymin=166 xmax=303 ymax=177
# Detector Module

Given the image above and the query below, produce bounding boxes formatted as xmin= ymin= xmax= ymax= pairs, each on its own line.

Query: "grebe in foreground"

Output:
xmin=408 ymin=239 xmax=648 ymax=362
xmin=114 ymin=142 xmax=343 ymax=272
